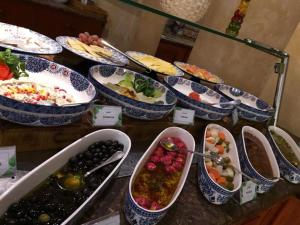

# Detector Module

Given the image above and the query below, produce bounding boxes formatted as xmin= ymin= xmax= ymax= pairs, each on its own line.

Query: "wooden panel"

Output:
xmin=0 ymin=0 xmax=107 ymax=38
xmin=155 ymin=39 xmax=192 ymax=63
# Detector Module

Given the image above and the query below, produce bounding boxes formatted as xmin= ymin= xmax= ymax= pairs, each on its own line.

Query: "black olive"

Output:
xmin=28 ymin=209 xmax=39 ymax=218
xmin=95 ymin=148 xmax=101 ymax=153
xmin=84 ymin=151 xmax=93 ymax=159
xmin=6 ymin=218 xmax=17 ymax=225
xmin=69 ymin=156 xmax=78 ymax=164
xmin=15 ymin=210 xmax=25 ymax=218
xmin=77 ymin=161 xmax=84 ymax=167
xmin=118 ymin=143 xmax=124 ymax=149
xmin=8 ymin=203 xmax=20 ymax=214
xmin=105 ymin=140 xmax=113 ymax=146
xmin=82 ymin=188 xmax=92 ymax=197
xmin=17 ymin=217 xmax=27 ymax=225
xmin=86 ymin=160 xmax=93 ymax=166
xmin=92 ymin=157 xmax=100 ymax=163
xmin=77 ymin=153 xmax=84 ymax=159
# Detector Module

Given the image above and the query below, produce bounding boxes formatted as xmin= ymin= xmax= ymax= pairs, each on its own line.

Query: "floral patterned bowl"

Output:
xmin=124 ymin=127 xmax=195 ymax=225
xmin=198 ymin=124 xmax=242 ymax=204
xmin=266 ymin=126 xmax=300 ymax=184
xmin=164 ymin=76 xmax=234 ymax=120
xmin=215 ymin=84 xmax=274 ymax=122
xmin=238 ymin=126 xmax=280 ymax=193
xmin=0 ymin=54 xmax=96 ymax=126
xmin=89 ymin=65 xmax=177 ymax=120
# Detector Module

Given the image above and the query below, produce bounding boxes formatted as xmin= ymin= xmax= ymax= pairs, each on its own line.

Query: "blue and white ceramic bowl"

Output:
xmin=0 ymin=22 xmax=62 ymax=55
xmin=267 ymin=126 xmax=300 ymax=184
xmin=164 ymin=76 xmax=234 ymax=120
xmin=198 ymin=124 xmax=242 ymax=205
xmin=89 ymin=65 xmax=177 ymax=120
xmin=124 ymin=127 xmax=195 ymax=225
xmin=0 ymin=54 xmax=96 ymax=126
xmin=238 ymin=126 xmax=280 ymax=193
xmin=215 ymin=84 xmax=274 ymax=122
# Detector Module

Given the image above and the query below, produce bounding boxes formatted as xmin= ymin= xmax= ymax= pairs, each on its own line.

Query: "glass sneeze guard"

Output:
xmin=117 ymin=0 xmax=289 ymax=126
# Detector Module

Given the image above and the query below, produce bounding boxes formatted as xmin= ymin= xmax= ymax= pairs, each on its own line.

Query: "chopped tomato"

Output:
xmin=208 ymin=172 xmax=217 ymax=182
xmin=215 ymin=145 xmax=225 ymax=154
xmin=218 ymin=131 xmax=226 ymax=140
xmin=189 ymin=91 xmax=200 ymax=101
xmin=0 ymin=63 xmax=13 ymax=80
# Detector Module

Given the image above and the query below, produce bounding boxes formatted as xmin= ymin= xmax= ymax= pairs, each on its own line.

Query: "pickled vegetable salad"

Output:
xmin=104 ymin=73 xmax=163 ymax=104
xmin=205 ymin=128 xmax=235 ymax=190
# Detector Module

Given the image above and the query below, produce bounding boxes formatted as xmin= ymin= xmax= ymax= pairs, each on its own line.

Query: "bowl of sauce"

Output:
xmin=267 ymin=126 xmax=300 ymax=184
xmin=238 ymin=126 xmax=280 ymax=193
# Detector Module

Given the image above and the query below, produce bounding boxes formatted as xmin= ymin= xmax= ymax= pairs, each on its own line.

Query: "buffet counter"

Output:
xmin=17 ymin=148 xmax=300 ymax=225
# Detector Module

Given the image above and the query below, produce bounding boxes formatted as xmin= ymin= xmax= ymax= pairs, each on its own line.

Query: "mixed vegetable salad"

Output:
xmin=205 ymin=128 xmax=235 ymax=190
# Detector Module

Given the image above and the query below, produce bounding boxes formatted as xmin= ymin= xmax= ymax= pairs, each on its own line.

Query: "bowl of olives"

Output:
xmin=0 ymin=129 xmax=131 ymax=225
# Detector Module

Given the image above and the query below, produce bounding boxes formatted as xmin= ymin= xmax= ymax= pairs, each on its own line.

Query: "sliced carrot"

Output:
xmin=218 ymin=131 xmax=226 ymax=140
xmin=216 ymin=176 xmax=227 ymax=186
xmin=215 ymin=145 xmax=225 ymax=154
xmin=208 ymin=172 xmax=217 ymax=182
xmin=207 ymin=166 xmax=220 ymax=179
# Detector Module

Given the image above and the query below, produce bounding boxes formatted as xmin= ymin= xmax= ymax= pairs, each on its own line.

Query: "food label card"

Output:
xmin=92 ymin=105 xmax=122 ymax=127
xmin=0 ymin=146 xmax=16 ymax=177
xmin=173 ymin=108 xmax=195 ymax=125
xmin=238 ymin=181 xmax=257 ymax=204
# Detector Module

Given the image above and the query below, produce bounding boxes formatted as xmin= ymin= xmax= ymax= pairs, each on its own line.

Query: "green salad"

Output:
xmin=104 ymin=72 xmax=164 ymax=104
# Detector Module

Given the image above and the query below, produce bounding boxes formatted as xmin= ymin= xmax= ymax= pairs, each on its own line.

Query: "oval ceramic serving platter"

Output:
xmin=124 ymin=127 xmax=195 ymax=225
xmin=174 ymin=61 xmax=224 ymax=84
xmin=0 ymin=129 xmax=132 ymax=225
xmin=198 ymin=124 xmax=242 ymax=205
xmin=89 ymin=65 xmax=177 ymax=120
xmin=0 ymin=22 xmax=62 ymax=55
xmin=0 ymin=54 xmax=96 ymax=126
xmin=56 ymin=36 xmax=129 ymax=66
xmin=164 ymin=76 xmax=233 ymax=121
xmin=267 ymin=126 xmax=300 ymax=184
xmin=216 ymin=84 xmax=274 ymax=122
xmin=126 ymin=51 xmax=184 ymax=77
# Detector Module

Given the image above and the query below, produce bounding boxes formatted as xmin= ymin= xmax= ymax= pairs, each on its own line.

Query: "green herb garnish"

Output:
xmin=0 ymin=49 xmax=28 ymax=79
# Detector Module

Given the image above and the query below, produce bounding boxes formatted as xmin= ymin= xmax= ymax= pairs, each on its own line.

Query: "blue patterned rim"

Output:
xmin=0 ymin=54 xmax=96 ymax=115
xmin=215 ymin=84 xmax=274 ymax=117
xmin=174 ymin=61 xmax=224 ymax=84
xmin=126 ymin=51 xmax=184 ymax=77
xmin=164 ymin=76 xmax=233 ymax=115
xmin=89 ymin=65 xmax=177 ymax=112
xmin=0 ymin=22 xmax=62 ymax=55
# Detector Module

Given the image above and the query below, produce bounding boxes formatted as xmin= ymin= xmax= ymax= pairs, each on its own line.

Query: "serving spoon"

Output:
xmin=207 ymin=99 xmax=241 ymax=107
xmin=159 ymin=138 xmax=281 ymax=183
xmin=57 ymin=151 xmax=124 ymax=191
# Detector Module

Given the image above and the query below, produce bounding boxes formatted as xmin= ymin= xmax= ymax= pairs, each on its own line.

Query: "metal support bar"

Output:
xmin=273 ymin=56 xmax=289 ymax=126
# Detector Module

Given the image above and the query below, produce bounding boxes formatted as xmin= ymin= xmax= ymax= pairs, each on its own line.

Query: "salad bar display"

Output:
xmin=0 ymin=20 xmax=299 ymax=225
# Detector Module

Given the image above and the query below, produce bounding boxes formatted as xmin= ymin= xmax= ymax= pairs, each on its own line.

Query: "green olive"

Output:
xmin=38 ymin=213 xmax=50 ymax=223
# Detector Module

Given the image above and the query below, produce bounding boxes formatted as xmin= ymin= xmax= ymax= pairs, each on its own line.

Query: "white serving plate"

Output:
xmin=0 ymin=129 xmax=131 ymax=225
xmin=56 ymin=36 xmax=129 ymax=66
xmin=0 ymin=22 xmax=62 ymax=55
